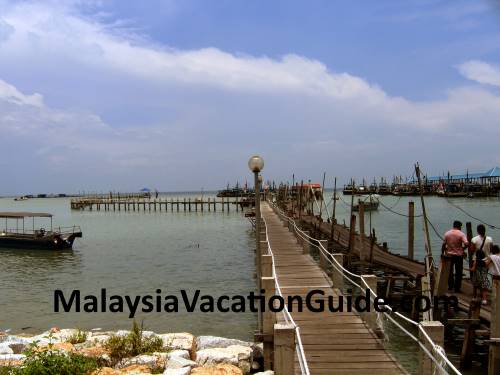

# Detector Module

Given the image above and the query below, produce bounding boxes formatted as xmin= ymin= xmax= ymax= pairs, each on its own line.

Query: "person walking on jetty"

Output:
xmin=471 ymin=224 xmax=493 ymax=256
xmin=442 ymin=221 xmax=469 ymax=293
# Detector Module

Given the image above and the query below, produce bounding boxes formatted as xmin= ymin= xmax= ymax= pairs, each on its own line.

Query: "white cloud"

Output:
xmin=0 ymin=79 xmax=44 ymax=107
xmin=0 ymin=1 xmax=499 ymax=193
xmin=458 ymin=60 xmax=500 ymax=87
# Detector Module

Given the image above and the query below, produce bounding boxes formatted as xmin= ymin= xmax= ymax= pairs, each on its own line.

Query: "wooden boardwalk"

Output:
xmin=300 ymin=213 xmax=492 ymax=323
xmin=262 ymin=203 xmax=407 ymax=374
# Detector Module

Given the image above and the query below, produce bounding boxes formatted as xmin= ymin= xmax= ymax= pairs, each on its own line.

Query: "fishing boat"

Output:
xmin=342 ymin=182 xmax=355 ymax=195
xmin=217 ymin=183 xmax=253 ymax=198
xmin=0 ymin=212 xmax=82 ymax=250
xmin=377 ymin=179 xmax=392 ymax=195
xmin=353 ymin=195 xmax=380 ymax=212
xmin=13 ymin=196 xmax=29 ymax=201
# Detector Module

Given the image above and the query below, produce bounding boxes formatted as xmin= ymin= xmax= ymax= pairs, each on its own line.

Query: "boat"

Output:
xmin=14 ymin=196 xmax=29 ymax=201
xmin=0 ymin=212 xmax=82 ymax=250
xmin=353 ymin=195 xmax=380 ymax=212
xmin=343 ymin=182 xmax=355 ymax=195
xmin=217 ymin=183 xmax=254 ymax=198
xmin=377 ymin=179 xmax=392 ymax=195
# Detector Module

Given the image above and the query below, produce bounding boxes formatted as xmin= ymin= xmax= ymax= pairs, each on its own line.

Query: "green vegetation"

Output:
xmin=67 ymin=329 xmax=88 ymax=345
xmin=104 ymin=320 xmax=163 ymax=367
xmin=9 ymin=342 xmax=99 ymax=375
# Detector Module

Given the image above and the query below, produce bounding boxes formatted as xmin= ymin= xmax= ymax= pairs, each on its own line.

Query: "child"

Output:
xmin=471 ymin=242 xmax=491 ymax=305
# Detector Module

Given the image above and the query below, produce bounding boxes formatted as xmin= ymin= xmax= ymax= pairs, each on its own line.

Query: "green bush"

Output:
xmin=104 ymin=321 xmax=163 ymax=367
xmin=11 ymin=343 xmax=98 ymax=375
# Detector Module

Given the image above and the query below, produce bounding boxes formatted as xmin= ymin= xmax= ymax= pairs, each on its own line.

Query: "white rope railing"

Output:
xmin=262 ymin=215 xmax=310 ymax=375
xmin=271 ymin=201 xmax=462 ymax=375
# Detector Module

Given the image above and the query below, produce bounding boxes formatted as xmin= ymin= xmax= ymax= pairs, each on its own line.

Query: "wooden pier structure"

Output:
xmin=70 ymin=196 xmax=251 ymax=212
xmin=260 ymin=202 xmax=407 ymax=374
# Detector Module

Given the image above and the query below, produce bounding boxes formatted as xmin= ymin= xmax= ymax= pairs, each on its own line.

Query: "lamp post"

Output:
xmin=248 ymin=155 xmax=264 ymax=256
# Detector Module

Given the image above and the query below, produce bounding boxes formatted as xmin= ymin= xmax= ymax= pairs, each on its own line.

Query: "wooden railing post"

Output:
xmin=433 ymin=255 xmax=452 ymax=298
xmin=360 ymin=275 xmax=377 ymax=332
xmin=302 ymin=231 xmax=311 ymax=255
xmin=261 ymin=254 xmax=273 ymax=278
xmin=418 ymin=321 xmax=444 ymax=375
xmin=262 ymin=276 xmax=276 ymax=370
xmin=319 ymin=239 xmax=329 ymax=271
xmin=408 ymin=201 xmax=414 ymax=260
xmin=358 ymin=201 xmax=365 ymax=237
xmin=331 ymin=253 xmax=344 ymax=291
xmin=348 ymin=214 xmax=357 ymax=254
xmin=273 ymin=323 xmax=295 ymax=375
xmin=489 ymin=277 xmax=500 ymax=375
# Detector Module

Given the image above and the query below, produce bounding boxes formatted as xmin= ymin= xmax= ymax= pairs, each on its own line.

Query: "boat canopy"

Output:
xmin=0 ymin=212 xmax=53 ymax=218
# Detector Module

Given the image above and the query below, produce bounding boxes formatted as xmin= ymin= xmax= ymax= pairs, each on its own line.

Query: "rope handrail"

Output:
xmin=262 ymin=214 xmax=310 ymax=375
xmin=270 ymin=201 xmax=462 ymax=375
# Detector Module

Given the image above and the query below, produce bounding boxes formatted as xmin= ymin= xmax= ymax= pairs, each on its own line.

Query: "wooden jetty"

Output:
xmin=260 ymin=202 xmax=407 ymax=374
xmin=70 ymin=196 xmax=253 ymax=212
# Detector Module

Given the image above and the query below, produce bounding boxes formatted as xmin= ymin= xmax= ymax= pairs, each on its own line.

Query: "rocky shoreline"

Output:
xmin=0 ymin=328 xmax=272 ymax=375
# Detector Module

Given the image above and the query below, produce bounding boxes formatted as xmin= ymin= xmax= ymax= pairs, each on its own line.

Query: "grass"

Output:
xmin=104 ymin=321 xmax=164 ymax=367
xmin=67 ymin=329 xmax=88 ymax=345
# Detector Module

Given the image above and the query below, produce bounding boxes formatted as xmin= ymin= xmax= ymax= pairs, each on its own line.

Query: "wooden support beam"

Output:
xmin=408 ymin=201 xmax=414 ymax=260
xmin=360 ymin=275 xmax=377 ymax=332
xmin=418 ymin=321 xmax=444 ymax=375
xmin=302 ymin=230 xmax=311 ymax=255
xmin=348 ymin=214 xmax=356 ymax=254
xmin=319 ymin=239 xmax=328 ymax=271
xmin=461 ymin=298 xmax=482 ymax=369
xmin=273 ymin=323 xmax=295 ymax=375
xmin=261 ymin=254 xmax=273 ymax=278
xmin=331 ymin=253 xmax=344 ymax=290
xmin=489 ymin=277 xmax=500 ymax=375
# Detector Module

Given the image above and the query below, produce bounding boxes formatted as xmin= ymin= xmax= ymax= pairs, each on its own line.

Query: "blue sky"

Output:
xmin=0 ymin=0 xmax=499 ymax=193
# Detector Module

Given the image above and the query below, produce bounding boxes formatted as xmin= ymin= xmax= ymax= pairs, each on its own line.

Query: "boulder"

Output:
xmin=159 ymin=333 xmax=195 ymax=353
xmin=254 ymin=372 xmax=274 ymax=375
xmin=90 ymin=334 xmax=111 ymax=346
xmin=0 ymin=343 xmax=13 ymax=355
xmin=120 ymin=364 xmax=152 ymax=374
xmin=196 ymin=336 xmax=261 ymax=359
xmin=191 ymin=364 xmax=243 ymax=375
xmin=195 ymin=337 xmax=250 ymax=351
xmin=163 ymin=368 xmax=191 ymax=375
xmin=168 ymin=350 xmax=190 ymax=360
xmin=196 ymin=345 xmax=252 ymax=374
xmin=165 ymin=355 xmax=196 ymax=369
xmin=79 ymin=345 xmax=111 ymax=363
xmin=0 ymin=353 xmax=26 ymax=367
xmin=91 ymin=368 xmax=120 ymax=375
xmin=121 ymin=354 xmax=163 ymax=369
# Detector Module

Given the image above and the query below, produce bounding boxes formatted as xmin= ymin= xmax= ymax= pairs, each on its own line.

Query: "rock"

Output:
xmin=251 ymin=361 xmax=260 ymax=370
xmin=191 ymin=364 xmax=243 ymax=375
xmin=120 ymin=364 xmax=152 ymax=374
xmin=90 ymin=334 xmax=111 ymax=346
xmin=196 ymin=337 xmax=250 ymax=351
xmin=121 ymin=354 xmax=162 ymax=369
xmin=165 ymin=355 xmax=196 ymax=369
xmin=0 ymin=343 xmax=13 ymax=355
xmin=163 ymin=368 xmax=191 ymax=375
xmin=50 ymin=328 xmax=81 ymax=342
xmin=79 ymin=345 xmax=110 ymax=362
xmin=254 ymin=372 xmax=274 ymax=375
xmin=196 ymin=345 xmax=252 ymax=374
xmin=168 ymin=350 xmax=191 ymax=360
xmin=159 ymin=333 xmax=195 ymax=353
xmin=196 ymin=336 xmax=261 ymax=359
xmin=39 ymin=342 xmax=75 ymax=352
xmin=0 ymin=353 xmax=26 ymax=367
xmin=8 ymin=343 xmax=26 ymax=354
xmin=91 ymin=367 xmax=120 ymax=375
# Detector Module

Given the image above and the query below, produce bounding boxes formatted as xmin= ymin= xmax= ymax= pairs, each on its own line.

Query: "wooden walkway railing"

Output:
xmin=261 ymin=202 xmax=408 ymax=374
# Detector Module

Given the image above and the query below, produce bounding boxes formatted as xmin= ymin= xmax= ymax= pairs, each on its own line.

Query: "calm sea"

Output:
xmin=0 ymin=192 xmax=498 ymax=374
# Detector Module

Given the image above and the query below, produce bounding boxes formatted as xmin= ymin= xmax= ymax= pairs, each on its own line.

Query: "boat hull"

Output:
xmin=0 ymin=232 xmax=82 ymax=250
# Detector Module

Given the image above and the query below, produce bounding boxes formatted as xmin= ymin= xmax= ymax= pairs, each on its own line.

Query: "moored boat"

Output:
xmin=0 ymin=212 xmax=82 ymax=250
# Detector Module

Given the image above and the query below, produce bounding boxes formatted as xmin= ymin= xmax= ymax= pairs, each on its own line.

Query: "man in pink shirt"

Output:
xmin=442 ymin=221 xmax=469 ymax=293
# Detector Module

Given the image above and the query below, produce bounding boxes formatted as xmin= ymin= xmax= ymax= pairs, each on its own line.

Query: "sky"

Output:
xmin=0 ymin=0 xmax=500 ymax=194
